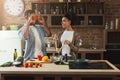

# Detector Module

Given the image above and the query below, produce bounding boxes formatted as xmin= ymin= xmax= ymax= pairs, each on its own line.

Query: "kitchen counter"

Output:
xmin=0 ymin=60 xmax=120 ymax=80
xmin=46 ymin=47 xmax=106 ymax=59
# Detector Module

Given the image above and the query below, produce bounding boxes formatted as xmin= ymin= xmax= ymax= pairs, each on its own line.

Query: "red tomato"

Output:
xmin=32 ymin=15 xmax=37 ymax=21
xmin=28 ymin=63 xmax=33 ymax=67
xmin=35 ymin=63 xmax=39 ymax=68
xmin=37 ymin=55 xmax=42 ymax=61
xmin=39 ymin=64 xmax=42 ymax=67
xmin=23 ymin=62 xmax=28 ymax=68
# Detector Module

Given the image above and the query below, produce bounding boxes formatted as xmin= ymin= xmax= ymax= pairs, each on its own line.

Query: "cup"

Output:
xmin=47 ymin=42 xmax=51 ymax=48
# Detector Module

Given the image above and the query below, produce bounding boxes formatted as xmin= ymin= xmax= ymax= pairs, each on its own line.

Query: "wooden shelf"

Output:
xmin=32 ymin=1 xmax=105 ymax=28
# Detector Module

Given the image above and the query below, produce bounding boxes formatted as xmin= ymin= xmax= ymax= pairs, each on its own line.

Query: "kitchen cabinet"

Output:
xmin=31 ymin=1 xmax=105 ymax=27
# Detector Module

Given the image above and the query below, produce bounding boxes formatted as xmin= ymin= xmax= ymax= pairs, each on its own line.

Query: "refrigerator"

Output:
xmin=0 ymin=31 xmax=23 ymax=65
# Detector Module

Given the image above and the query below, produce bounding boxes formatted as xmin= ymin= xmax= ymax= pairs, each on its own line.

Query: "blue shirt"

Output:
xmin=18 ymin=23 xmax=47 ymax=61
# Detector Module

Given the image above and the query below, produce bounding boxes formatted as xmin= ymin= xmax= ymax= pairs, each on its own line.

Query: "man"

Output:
xmin=18 ymin=10 xmax=51 ymax=61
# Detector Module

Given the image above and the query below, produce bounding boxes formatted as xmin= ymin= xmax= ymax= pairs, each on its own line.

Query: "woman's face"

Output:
xmin=61 ymin=17 xmax=71 ymax=29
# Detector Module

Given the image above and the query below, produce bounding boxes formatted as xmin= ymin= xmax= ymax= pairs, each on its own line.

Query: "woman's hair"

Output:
xmin=64 ymin=12 xmax=76 ymax=25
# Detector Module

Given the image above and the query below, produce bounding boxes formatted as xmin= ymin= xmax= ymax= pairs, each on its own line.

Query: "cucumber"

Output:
xmin=0 ymin=62 xmax=13 ymax=67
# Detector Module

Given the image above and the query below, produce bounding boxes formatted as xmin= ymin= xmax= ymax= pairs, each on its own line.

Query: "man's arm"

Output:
xmin=43 ymin=23 xmax=52 ymax=37
xmin=38 ymin=15 xmax=52 ymax=37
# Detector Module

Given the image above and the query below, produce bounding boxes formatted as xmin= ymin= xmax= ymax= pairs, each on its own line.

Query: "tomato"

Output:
xmin=37 ymin=55 xmax=42 ymax=61
xmin=23 ymin=62 xmax=28 ymax=68
xmin=35 ymin=63 xmax=39 ymax=68
xmin=28 ymin=63 xmax=33 ymax=67
xmin=39 ymin=63 xmax=42 ymax=67
xmin=32 ymin=15 xmax=37 ymax=21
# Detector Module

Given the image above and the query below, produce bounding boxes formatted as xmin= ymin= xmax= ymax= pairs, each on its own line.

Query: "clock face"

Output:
xmin=4 ymin=0 xmax=24 ymax=16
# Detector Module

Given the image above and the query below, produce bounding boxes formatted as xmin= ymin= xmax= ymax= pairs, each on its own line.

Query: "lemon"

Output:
xmin=42 ymin=56 xmax=49 ymax=62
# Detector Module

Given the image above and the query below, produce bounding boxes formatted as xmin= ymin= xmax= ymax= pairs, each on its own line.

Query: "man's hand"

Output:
xmin=27 ymin=14 xmax=36 ymax=25
xmin=37 ymin=15 xmax=46 ymax=25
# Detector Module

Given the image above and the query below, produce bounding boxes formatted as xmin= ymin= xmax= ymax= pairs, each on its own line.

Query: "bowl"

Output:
xmin=53 ymin=60 xmax=61 ymax=65
xmin=10 ymin=25 xmax=18 ymax=30
xmin=13 ymin=61 xmax=22 ymax=67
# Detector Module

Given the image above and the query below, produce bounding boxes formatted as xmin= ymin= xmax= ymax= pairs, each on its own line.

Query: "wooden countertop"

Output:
xmin=0 ymin=60 xmax=120 ymax=75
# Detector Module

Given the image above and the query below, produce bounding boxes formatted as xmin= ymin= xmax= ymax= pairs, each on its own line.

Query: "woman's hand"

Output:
xmin=64 ymin=40 xmax=71 ymax=45
xmin=53 ymin=34 xmax=58 ymax=41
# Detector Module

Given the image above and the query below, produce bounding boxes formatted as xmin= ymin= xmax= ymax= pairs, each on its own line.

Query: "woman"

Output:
xmin=54 ymin=12 xmax=80 ymax=60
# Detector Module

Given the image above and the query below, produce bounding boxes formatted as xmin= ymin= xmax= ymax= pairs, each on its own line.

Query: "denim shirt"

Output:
xmin=18 ymin=23 xmax=47 ymax=61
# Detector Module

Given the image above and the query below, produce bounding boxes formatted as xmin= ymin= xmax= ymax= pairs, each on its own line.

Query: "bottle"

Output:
xmin=13 ymin=49 xmax=18 ymax=61
xmin=50 ymin=7 xmax=54 ymax=14
xmin=110 ymin=20 xmax=114 ymax=29
xmin=73 ymin=6 xmax=76 ymax=14
xmin=105 ymin=22 xmax=109 ymax=29
xmin=35 ymin=4 xmax=38 ymax=14
xmin=65 ymin=54 xmax=68 ymax=62
xmin=80 ymin=7 xmax=84 ymax=14
xmin=44 ymin=4 xmax=47 ymax=14
xmin=55 ymin=6 xmax=59 ymax=14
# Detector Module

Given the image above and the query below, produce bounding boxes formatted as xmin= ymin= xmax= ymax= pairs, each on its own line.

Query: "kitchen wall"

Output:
xmin=0 ymin=0 xmax=120 ymax=48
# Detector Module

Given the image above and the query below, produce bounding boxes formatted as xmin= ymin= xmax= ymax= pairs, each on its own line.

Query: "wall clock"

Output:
xmin=4 ymin=0 xmax=25 ymax=16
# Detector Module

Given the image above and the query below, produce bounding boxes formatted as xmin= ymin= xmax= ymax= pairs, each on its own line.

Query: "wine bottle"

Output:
xmin=65 ymin=54 xmax=68 ymax=62
xmin=13 ymin=49 xmax=18 ymax=61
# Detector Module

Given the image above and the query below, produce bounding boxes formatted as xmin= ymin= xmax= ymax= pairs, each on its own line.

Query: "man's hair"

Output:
xmin=24 ymin=10 xmax=33 ymax=18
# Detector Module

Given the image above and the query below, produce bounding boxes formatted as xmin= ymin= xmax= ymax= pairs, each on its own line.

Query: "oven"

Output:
xmin=104 ymin=45 xmax=120 ymax=64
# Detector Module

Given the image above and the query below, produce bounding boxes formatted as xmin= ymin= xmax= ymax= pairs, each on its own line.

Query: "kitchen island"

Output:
xmin=0 ymin=60 xmax=120 ymax=80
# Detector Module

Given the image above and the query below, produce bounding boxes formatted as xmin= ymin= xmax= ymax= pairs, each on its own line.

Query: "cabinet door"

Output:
xmin=51 ymin=15 xmax=63 ymax=26
xmin=87 ymin=15 xmax=104 ymax=26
